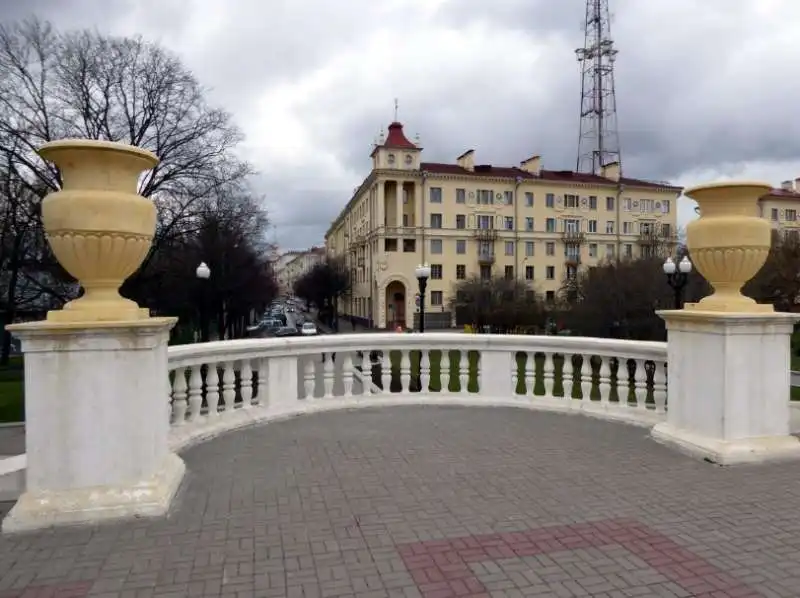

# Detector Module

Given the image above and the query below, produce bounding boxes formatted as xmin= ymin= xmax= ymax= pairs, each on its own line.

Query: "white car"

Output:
xmin=301 ymin=322 xmax=318 ymax=336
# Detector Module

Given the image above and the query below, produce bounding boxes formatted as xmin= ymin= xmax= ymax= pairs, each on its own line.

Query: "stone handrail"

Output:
xmin=166 ymin=333 xmax=668 ymax=451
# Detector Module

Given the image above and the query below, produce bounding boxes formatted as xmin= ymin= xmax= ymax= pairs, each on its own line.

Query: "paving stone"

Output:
xmin=1 ymin=407 xmax=800 ymax=596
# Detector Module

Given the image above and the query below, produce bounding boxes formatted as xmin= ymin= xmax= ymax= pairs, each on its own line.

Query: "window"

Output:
xmin=402 ymin=213 xmax=409 ymax=226
xmin=525 ymin=192 xmax=534 ymax=207
xmin=546 ymin=242 xmax=555 ymax=256
xmin=430 ymin=239 xmax=443 ymax=254
xmin=606 ymin=196 xmax=615 ymax=211
xmin=525 ymin=265 xmax=534 ymax=280
xmin=589 ymin=196 xmax=597 ymax=210
xmin=565 ymin=194 xmax=578 ymax=208
xmin=588 ymin=243 xmax=598 ymax=258
xmin=456 ymin=188 xmax=466 ymax=204
xmin=546 ymin=291 xmax=555 ymax=303
xmin=588 ymin=219 xmax=597 ymax=233
xmin=504 ymin=265 xmax=514 ymax=280
xmin=623 ymin=198 xmax=632 ymax=212
xmin=640 ymin=199 xmax=655 ymax=213
xmin=606 ymin=221 xmax=615 ymax=234
xmin=477 ymin=215 xmax=494 ymax=229
xmin=546 ymin=266 xmax=555 ymax=280
xmin=403 ymin=239 xmax=415 ymax=252
xmin=624 ymin=244 xmax=633 ymax=257
xmin=606 ymin=244 xmax=615 ymax=258
xmin=788 ymin=209 xmax=797 ymax=221
xmin=384 ymin=238 xmax=397 ymax=251
xmin=546 ymin=193 xmax=555 ymax=208
xmin=480 ymin=265 xmax=492 ymax=280
xmin=478 ymin=189 xmax=494 ymax=205
xmin=640 ymin=221 xmax=655 ymax=235
xmin=430 ymin=213 xmax=442 ymax=228
xmin=504 ymin=216 xmax=514 ymax=230
xmin=525 ymin=217 xmax=534 ymax=231
xmin=431 ymin=291 xmax=443 ymax=306
xmin=564 ymin=218 xmax=580 ymax=233
xmin=546 ymin=218 xmax=556 ymax=232
xmin=430 ymin=187 xmax=442 ymax=203
xmin=661 ymin=200 xmax=671 ymax=214
xmin=504 ymin=190 xmax=514 ymax=205
xmin=525 ymin=241 xmax=534 ymax=256
xmin=456 ymin=239 xmax=466 ymax=254
xmin=661 ymin=223 xmax=672 ymax=236
xmin=456 ymin=214 xmax=466 ymax=229
xmin=623 ymin=222 xmax=633 ymax=234
xmin=505 ymin=241 xmax=514 ymax=256
xmin=772 ymin=208 xmax=779 ymax=221
xmin=431 ymin=264 xmax=443 ymax=279
xmin=456 ymin=264 xmax=466 ymax=279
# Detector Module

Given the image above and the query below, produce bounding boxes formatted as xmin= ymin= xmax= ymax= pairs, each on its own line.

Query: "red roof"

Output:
xmin=382 ymin=122 xmax=417 ymax=149
xmin=766 ymin=188 xmax=800 ymax=200
xmin=419 ymin=162 xmax=681 ymax=191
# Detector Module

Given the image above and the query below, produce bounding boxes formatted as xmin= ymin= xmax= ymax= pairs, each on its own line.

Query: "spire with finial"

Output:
xmin=394 ymin=98 xmax=399 ymax=122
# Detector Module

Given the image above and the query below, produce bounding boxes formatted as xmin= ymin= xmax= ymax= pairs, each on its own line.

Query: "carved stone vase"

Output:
xmin=684 ymin=181 xmax=773 ymax=313
xmin=38 ymin=139 xmax=159 ymax=322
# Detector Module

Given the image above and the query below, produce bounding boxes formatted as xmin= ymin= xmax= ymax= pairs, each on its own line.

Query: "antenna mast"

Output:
xmin=575 ymin=0 xmax=621 ymax=175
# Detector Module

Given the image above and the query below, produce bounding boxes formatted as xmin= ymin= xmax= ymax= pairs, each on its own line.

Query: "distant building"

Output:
xmin=324 ymin=120 xmax=682 ymax=330
xmin=276 ymin=247 xmax=326 ymax=294
xmin=761 ymin=179 xmax=800 ymax=237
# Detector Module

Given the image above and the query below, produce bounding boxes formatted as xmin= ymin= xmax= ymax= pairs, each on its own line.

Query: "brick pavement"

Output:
xmin=1 ymin=406 xmax=800 ymax=597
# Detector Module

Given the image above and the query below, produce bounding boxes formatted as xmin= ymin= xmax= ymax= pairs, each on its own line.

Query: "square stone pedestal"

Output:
xmin=2 ymin=317 xmax=185 ymax=533
xmin=653 ymin=310 xmax=800 ymax=465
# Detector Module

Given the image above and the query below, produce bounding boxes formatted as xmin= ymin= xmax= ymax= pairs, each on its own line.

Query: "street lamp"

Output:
xmin=663 ymin=256 xmax=692 ymax=309
xmin=414 ymin=263 xmax=431 ymax=333
xmin=196 ymin=261 xmax=211 ymax=342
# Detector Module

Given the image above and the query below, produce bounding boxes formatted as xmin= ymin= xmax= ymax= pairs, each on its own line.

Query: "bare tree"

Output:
xmin=293 ymin=256 xmax=351 ymax=330
xmin=744 ymin=231 xmax=800 ymax=312
xmin=449 ymin=276 xmax=547 ymax=333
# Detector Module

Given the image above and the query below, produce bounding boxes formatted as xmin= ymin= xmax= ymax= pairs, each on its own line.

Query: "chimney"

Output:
xmin=456 ymin=149 xmax=475 ymax=172
xmin=600 ymin=161 xmax=621 ymax=182
xmin=519 ymin=154 xmax=541 ymax=175
xmin=794 ymin=178 xmax=800 ymax=192
xmin=781 ymin=180 xmax=793 ymax=191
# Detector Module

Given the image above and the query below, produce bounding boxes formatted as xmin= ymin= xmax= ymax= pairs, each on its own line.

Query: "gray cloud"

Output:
xmin=3 ymin=0 xmax=800 ymax=248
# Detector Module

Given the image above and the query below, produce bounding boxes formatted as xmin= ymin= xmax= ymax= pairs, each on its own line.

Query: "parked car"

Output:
xmin=301 ymin=322 xmax=318 ymax=336
xmin=273 ymin=326 xmax=299 ymax=337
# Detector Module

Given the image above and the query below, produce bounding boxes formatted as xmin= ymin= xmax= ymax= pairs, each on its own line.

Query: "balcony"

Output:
xmin=477 ymin=251 xmax=495 ymax=264
xmin=474 ymin=228 xmax=497 ymax=241
xmin=562 ymin=230 xmax=585 ymax=244
xmin=382 ymin=225 xmax=416 ymax=236
xmin=637 ymin=231 xmax=675 ymax=245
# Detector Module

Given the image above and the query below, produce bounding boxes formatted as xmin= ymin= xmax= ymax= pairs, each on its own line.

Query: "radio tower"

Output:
xmin=575 ymin=0 xmax=621 ymax=175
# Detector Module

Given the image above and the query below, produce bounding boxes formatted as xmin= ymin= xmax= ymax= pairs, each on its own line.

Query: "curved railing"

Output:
xmin=166 ymin=333 xmax=669 ymax=450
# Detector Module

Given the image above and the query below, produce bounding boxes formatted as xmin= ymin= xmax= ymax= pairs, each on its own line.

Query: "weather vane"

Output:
xmin=394 ymin=98 xmax=399 ymax=121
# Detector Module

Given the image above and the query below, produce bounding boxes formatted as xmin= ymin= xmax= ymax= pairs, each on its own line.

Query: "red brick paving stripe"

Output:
xmin=0 ymin=581 xmax=93 ymax=598
xmin=397 ymin=518 xmax=762 ymax=598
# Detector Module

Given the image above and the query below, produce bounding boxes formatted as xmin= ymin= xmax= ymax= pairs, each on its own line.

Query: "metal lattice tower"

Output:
xmin=575 ymin=0 xmax=621 ymax=175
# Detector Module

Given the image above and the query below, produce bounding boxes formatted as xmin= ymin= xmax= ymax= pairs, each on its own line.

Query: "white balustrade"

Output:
xmin=166 ymin=334 xmax=668 ymax=450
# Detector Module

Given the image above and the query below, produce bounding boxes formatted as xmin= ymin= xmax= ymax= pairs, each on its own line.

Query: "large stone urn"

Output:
xmin=38 ymin=139 xmax=159 ymax=322
xmin=684 ymin=181 xmax=773 ymax=313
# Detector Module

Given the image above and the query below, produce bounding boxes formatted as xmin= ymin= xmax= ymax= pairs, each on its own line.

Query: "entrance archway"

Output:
xmin=385 ymin=281 xmax=406 ymax=329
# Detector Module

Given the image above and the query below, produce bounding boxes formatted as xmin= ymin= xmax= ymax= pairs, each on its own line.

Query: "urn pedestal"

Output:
xmin=3 ymin=140 xmax=185 ymax=532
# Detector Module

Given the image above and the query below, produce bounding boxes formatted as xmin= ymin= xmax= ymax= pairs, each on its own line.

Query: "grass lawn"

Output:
xmin=0 ymin=356 xmax=24 ymax=423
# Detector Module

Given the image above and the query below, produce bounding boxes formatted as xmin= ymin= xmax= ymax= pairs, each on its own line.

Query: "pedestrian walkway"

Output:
xmin=0 ymin=406 xmax=798 ymax=596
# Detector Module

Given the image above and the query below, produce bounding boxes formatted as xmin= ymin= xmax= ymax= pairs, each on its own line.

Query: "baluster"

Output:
xmin=511 ymin=352 xmax=520 ymax=395
xmin=255 ymin=358 xmax=268 ymax=407
xmin=444 ymin=350 xmax=457 ymax=394
xmin=171 ymin=367 xmax=188 ymax=425
xmin=524 ymin=352 xmax=535 ymax=396
xmin=323 ymin=353 xmax=335 ymax=398
xmin=187 ymin=365 xmax=204 ymax=422
xmin=634 ymin=359 xmax=648 ymax=409
xmin=420 ymin=350 xmax=430 ymax=393
xmin=653 ymin=360 xmax=667 ymax=414
xmin=543 ymin=353 xmax=555 ymax=397
xmin=303 ymin=357 xmax=315 ymax=398
xmin=240 ymin=359 xmax=253 ymax=408
xmin=222 ymin=362 xmax=236 ymax=413
xmin=562 ymin=354 xmax=574 ymax=402
xmin=579 ymin=355 xmax=592 ymax=402
xmin=206 ymin=364 xmax=220 ymax=417
xmin=598 ymin=357 xmax=612 ymax=405
xmin=399 ymin=351 xmax=411 ymax=393
xmin=381 ymin=351 xmax=391 ymax=393
xmin=458 ymin=351 xmax=469 ymax=394
xmin=342 ymin=352 xmax=354 ymax=397
xmin=370 ymin=351 xmax=381 ymax=394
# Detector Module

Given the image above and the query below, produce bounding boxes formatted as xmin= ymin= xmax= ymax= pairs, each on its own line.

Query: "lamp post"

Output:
xmin=663 ymin=256 xmax=692 ymax=309
xmin=414 ymin=263 xmax=431 ymax=333
xmin=196 ymin=261 xmax=211 ymax=342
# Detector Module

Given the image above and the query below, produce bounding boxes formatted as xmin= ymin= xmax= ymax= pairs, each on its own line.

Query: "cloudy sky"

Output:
xmin=4 ymin=0 xmax=800 ymax=250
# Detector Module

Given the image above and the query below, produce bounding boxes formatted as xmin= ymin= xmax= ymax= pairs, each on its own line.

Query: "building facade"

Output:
xmin=761 ymin=179 xmax=800 ymax=234
xmin=276 ymin=248 xmax=326 ymax=295
xmin=325 ymin=121 xmax=682 ymax=330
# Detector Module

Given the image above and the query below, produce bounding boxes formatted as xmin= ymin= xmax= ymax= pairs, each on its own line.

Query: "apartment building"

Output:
xmin=276 ymin=247 xmax=325 ymax=294
xmin=761 ymin=178 xmax=800 ymax=234
xmin=325 ymin=121 xmax=682 ymax=330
